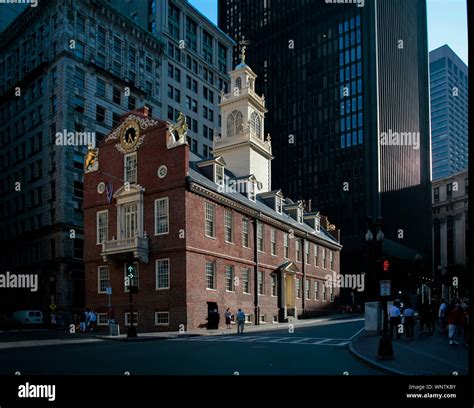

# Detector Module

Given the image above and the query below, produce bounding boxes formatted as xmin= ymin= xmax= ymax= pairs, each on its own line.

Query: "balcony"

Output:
xmin=101 ymin=236 xmax=149 ymax=263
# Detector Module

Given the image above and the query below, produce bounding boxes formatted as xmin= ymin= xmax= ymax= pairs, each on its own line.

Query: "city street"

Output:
xmin=0 ymin=318 xmax=385 ymax=375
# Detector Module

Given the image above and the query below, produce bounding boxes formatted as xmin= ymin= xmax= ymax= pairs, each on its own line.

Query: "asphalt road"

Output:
xmin=0 ymin=319 xmax=385 ymax=375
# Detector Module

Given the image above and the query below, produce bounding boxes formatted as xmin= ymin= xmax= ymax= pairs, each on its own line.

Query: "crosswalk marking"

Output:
xmin=170 ymin=335 xmax=349 ymax=347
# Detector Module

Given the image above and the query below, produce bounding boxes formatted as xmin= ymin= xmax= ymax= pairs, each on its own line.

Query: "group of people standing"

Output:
xmin=78 ymin=308 xmax=97 ymax=333
xmin=224 ymin=308 xmax=246 ymax=334
xmin=388 ymin=298 xmax=469 ymax=346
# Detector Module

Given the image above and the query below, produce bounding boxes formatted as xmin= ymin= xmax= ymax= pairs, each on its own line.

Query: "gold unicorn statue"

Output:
xmin=170 ymin=112 xmax=188 ymax=144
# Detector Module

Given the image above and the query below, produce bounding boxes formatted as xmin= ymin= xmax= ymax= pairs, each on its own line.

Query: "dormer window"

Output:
xmin=275 ymin=197 xmax=283 ymax=214
xmin=215 ymin=164 xmax=224 ymax=186
xmin=297 ymin=208 xmax=303 ymax=224
xmin=315 ymin=217 xmax=320 ymax=232
xmin=248 ymin=181 xmax=256 ymax=201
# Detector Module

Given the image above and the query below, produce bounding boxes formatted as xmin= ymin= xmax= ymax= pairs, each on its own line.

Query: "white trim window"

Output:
xmin=315 ymin=281 xmax=320 ymax=300
xmin=330 ymin=284 xmax=335 ymax=302
xmin=205 ymin=202 xmax=216 ymax=238
xmin=97 ymin=266 xmax=109 ymax=294
xmin=296 ymin=278 xmax=301 ymax=299
xmin=122 ymin=203 xmax=138 ymax=238
xmin=248 ymin=181 xmax=256 ymax=201
xmin=244 ymin=314 xmax=251 ymax=323
xmin=215 ymin=164 xmax=224 ymax=185
xmin=259 ymin=314 xmax=266 ymax=323
xmin=297 ymin=208 xmax=303 ymax=224
xmin=242 ymin=268 xmax=250 ymax=293
xmin=124 ymin=262 xmax=139 ymax=292
xmin=96 ymin=210 xmax=108 ymax=244
xmin=305 ymin=279 xmax=310 ymax=300
xmin=295 ymin=240 xmax=302 ymax=262
xmin=124 ymin=152 xmax=137 ymax=184
xmin=271 ymin=274 xmax=277 ymax=296
xmin=242 ymin=218 xmax=249 ymax=248
xmin=97 ymin=313 xmax=108 ymax=326
xmin=322 ymin=248 xmax=327 ymax=269
xmin=283 ymin=233 xmax=289 ymax=259
xmin=155 ymin=312 xmax=170 ymax=326
xmin=270 ymin=228 xmax=277 ymax=255
xmin=224 ymin=210 xmax=233 ymax=243
xmin=225 ymin=265 xmax=234 ymax=291
xmin=305 ymin=241 xmax=310 ymax=264
xmin=314 ymin=243 xmax=319 ymax=266
xmin=330 ymin=251 xmax=334 ymax=271
xmin=322 ymin=283 xmax=327 ymax=301
xmin=125 ymin=312 xmax=138 ymax=326
xmin=275 ymin=196 xmax=283 ymax=214
xmin=257 ymin=271 xmax=264 ymax=295
xmin=257 ymin=222 xmax=264 ymax=252
xmin=154 ymin=197 xmax=169 ymax=235
xmin=206 ymin=260 xmax=216 ymax=290
xmin=155 ymin=259 xmax=170 ymax=289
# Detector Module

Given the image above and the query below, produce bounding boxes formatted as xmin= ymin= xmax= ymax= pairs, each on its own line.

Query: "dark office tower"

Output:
xmin=219 ymin=0 xmax=432 ymax=283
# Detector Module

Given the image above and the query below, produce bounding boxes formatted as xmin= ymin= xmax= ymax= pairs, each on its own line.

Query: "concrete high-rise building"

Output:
xmin=111 ymin=0 xmax=234 ymax=159
xmin=218 ymin=0 xmax=433 ymax=288
xmin=429 ymin=45 xmax=468 ymax=180
xmin=432 ymin=170 xmax=469 ymax=300
xmin=0 ymin=0 xmax=164 ymax=317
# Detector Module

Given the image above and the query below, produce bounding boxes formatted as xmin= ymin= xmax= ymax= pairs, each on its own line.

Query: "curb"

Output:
xmin=348 ymin=335 xmax=409 ymax=376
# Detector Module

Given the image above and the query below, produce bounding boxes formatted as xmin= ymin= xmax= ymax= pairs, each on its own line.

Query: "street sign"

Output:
xmin=380 ymin=280 xmax=391 ymax=297
xmin=127 ymin=264 xmax=135 ymax=279
xmin=49 ymin=303 xmax=57 ymax=311
xmin=106 ymin=287 xmax=112 ymax=295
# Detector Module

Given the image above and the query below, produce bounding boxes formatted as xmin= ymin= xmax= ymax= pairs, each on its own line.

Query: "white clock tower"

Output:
xmin=213 ymin=51 xmax=273 ymax=193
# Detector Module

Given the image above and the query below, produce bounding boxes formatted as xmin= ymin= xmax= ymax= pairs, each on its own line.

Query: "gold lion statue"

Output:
xmin=84 ymin=144 xmax=98 ymax=171
xmin=170 ymin=112 xmax=188 ymax=144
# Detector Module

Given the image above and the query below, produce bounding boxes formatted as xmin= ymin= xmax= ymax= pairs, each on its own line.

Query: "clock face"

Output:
xmin=120 ymin=121 xmax=140 ymax=152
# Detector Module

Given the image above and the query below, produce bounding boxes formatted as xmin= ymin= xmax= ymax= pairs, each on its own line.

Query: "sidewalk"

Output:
xmin=94 ymin=313 xmax=363 ymax=341
xmin=349 ymin=329 xmax=468 ymax=375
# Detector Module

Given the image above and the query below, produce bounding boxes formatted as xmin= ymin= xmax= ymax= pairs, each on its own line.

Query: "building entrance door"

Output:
xmin=207 ymin=301 xmax=219 ymax=329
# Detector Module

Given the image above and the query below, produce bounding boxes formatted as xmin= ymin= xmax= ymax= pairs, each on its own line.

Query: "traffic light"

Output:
xmin=126 ymin=263 xmax=136 ymax=279
xmin=383 ymin=259 xmax=390 ymax=272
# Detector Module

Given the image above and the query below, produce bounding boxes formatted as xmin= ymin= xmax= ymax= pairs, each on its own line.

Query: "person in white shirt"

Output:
xmin=438 ymin=300 xmax=447 ymax=334
xmin=389 ymin=304 xmax=401 ymax=340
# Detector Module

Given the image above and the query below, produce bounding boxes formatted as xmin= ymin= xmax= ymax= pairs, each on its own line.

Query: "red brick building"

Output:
xmin=84 ymin=62 xmax=342 ymax=332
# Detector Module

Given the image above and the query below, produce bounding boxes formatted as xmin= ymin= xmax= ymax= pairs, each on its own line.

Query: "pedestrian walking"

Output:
xmin=447 ymin=303 xmax=463 ymax=345
xmin=403 ymin=304 xmax=415 ymax=340
xmin=438 ymin=299 xmax=447 ymax=334
xmin=388 ymin=303 xmax=401 ymax=340
xmin=236 ymin=308 xmax=245 ymax=334
xmin=224 ymin=308 xmax=232 ymax=329
xmin=89 ymin=309 xmax=97 ymax=332
xmin=79 ymin=310 xmax=87 ymax=333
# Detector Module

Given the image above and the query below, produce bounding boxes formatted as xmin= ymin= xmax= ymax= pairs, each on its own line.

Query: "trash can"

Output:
xmin=109 ymin=322 xmax=120 ymax=336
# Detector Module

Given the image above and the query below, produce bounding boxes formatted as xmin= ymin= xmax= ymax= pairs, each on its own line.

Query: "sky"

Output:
xmin=188 ymin=0 xmax=468 ymax=66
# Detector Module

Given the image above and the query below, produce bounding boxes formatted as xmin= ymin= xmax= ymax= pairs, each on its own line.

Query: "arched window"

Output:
xmin=235 ymin=77 xmax=242 ymax=90
xmin=227 ymin=113 xmax=235 ymax=138
xmin=234 ymin=111 xmax=243 ymax=134
xmin=250 ymin=112 xmax=261 ymax=138
xmin=227 ymin=110 xmax=243 ymax=137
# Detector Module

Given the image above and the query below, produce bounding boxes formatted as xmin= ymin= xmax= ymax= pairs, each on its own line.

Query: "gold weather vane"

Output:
xmin=239 ymin=36 xmax=251 ymax=64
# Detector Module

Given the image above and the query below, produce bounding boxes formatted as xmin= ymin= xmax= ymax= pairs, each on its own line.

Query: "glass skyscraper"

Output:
xmin=219 ymin=0 xmax=432 ymax=285
xmin=429 ymin=45 xmax=468 ymax=180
